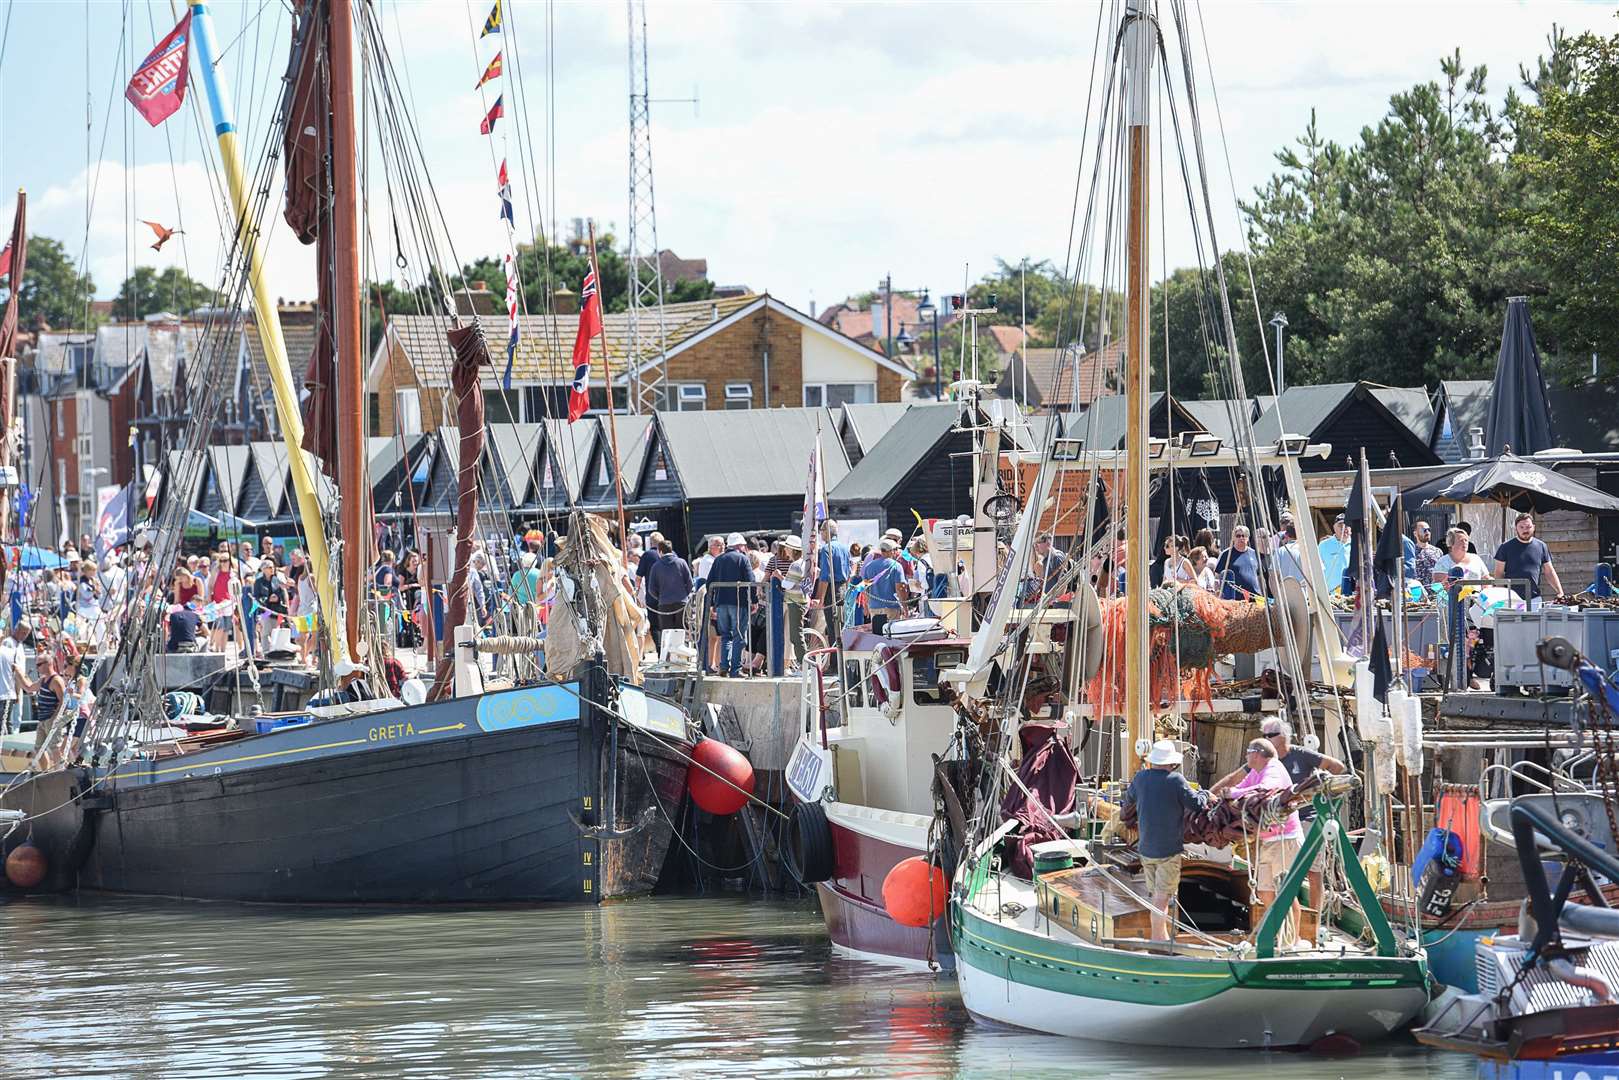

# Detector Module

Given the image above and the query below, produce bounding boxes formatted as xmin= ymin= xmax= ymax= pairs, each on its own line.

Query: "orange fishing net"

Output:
xmin=1083 ymin=583 xmax=1253 ymax=717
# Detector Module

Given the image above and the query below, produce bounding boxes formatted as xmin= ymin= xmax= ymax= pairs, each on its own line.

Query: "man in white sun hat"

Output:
xmin=1122 ymin=738 xmax=1209 ymax=941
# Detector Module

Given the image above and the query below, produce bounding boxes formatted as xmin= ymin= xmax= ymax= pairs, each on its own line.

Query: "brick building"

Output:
xmin=365 ymin=293 xmax=914 ymax=435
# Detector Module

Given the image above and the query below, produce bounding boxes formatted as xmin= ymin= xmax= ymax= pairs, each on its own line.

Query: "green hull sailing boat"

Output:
xmin=945 ymin=0 xmax=1428 ymax=1049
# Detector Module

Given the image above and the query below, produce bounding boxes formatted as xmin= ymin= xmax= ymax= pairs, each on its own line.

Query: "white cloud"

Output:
xmin=8 ymin=0 xmax=1612 ymax=325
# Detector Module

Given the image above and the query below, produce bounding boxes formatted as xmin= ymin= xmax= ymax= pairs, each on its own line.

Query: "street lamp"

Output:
xmin=1268 ymin=311 xmax=1288 ymax=395
xmin=917 ymin=291 xmax=941 ymax=399
xmin=895 ymin=323 xmax=916 ymax=352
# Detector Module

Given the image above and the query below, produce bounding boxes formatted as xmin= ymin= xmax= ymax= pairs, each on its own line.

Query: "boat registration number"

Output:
xmin=786 ymin=736 xmax=833 ymax=803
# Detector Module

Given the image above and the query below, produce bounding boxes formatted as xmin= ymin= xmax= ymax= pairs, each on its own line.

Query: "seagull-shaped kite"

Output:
xmin=141 ymin=220 xmax=183 ymax=252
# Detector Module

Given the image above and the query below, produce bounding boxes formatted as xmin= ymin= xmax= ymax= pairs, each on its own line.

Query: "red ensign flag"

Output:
xmin=567 ymin=270 xmax=603 ymax=423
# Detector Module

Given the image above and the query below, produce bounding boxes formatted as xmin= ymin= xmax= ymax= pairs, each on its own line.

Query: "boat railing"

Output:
xmin=801 ymin=647 xmax=838 ymax=749
xmin=1479 ymin=760 xmax=1586 ymax=801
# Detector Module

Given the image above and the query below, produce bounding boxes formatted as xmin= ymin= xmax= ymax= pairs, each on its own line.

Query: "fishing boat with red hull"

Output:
xmin=2 ymin=669 xmax=692 ymax=903
xmin=785 ymin=626 xmax=973 ymax=968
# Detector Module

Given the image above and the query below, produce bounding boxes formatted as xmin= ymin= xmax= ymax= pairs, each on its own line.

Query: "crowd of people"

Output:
xmin=0 ymin=499 xmax=1571 ymax=759
xmin=633 ymin=520 xmax=941 ymax=679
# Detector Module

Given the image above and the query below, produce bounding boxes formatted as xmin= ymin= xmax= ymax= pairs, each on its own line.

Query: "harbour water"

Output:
xmin=3 ymin=894 xmax=1480 ymax=1079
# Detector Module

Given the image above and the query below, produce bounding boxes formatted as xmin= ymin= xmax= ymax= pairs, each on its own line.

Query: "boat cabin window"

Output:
xmin=843 ymin=659 xmax=866 ymax=708
xmin=912 ymin=649 xmax=964 ymax=706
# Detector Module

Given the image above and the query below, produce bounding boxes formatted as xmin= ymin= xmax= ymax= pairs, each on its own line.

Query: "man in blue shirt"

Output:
xmin=706 ymin=533 xmax=755 ymax=677
xmin=861 ymin=538 xmax=905 ymax=634
xmin=814 ymin=519 xmax=852 ymax=644
xmin=1122 ymin=739 xmax=1209 ymax=941
xmin=1494 ymin=511 xmax=1563 ymax=609
xmin=644 ymin=538 xmax=694 ymax=644
xmin=1215 ymin=526 xmax=1261 ymax=600
xmin=1317 ymin=514 xmax=1350 ymax=594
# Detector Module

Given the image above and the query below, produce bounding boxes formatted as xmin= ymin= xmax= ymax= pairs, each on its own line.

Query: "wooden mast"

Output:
xmin=331 ymin=0 xmax=370 ymax=660
xmin=1123 ymin=0 xmax=1154 ymax=773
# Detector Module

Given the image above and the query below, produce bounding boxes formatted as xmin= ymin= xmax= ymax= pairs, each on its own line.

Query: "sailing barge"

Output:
xmin=2 ymin=0 xmax=696 ymax=905
xmin=5 ymin=671 xmax=689 ymax=903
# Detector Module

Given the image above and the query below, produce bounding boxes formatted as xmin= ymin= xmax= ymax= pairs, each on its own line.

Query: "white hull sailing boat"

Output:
xmin=946 ymin=0 xmax=1427 ymax=1049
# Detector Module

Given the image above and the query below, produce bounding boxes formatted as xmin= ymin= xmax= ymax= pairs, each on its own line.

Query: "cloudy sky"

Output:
xmin=0 ymin=1 xmax=1611 ymax=321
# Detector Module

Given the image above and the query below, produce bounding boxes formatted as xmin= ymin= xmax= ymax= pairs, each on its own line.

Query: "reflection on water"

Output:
xmin=1 ymin=894 xmax=1480 ymax=1079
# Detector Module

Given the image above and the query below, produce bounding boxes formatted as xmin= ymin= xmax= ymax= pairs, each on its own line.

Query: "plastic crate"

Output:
xmin=1494 ymin=608 xmax=1619 ymax=690
xmin=252 ymin=715 xmax=312 ymax=736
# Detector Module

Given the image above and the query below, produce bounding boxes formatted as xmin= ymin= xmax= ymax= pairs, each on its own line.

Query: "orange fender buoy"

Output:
xmin=882 ymin=856 xmax=948 ymax=928
xmin=687 ymin=738 xmax=754 ymax=816
xmin=5 ymin=844 xmax=48 ymax=890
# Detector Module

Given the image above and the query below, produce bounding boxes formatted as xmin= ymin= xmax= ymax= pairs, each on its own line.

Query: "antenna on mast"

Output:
xmin=626 ymin=0 xmax=672 ymax=415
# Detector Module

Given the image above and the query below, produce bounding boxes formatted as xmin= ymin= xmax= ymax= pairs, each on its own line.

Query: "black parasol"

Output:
xmin=1402 ymin=455 xmax=1619 ymax=515
xmin=1485 ymin=297 xmax=1554 ymax=457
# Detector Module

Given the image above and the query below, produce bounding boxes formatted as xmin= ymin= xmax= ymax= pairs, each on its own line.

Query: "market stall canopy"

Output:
xmin=1402 ymin=454 xmax=1619 ymax=515
xmin=1484 ymin=297 xmax=1554 ymax=457
xmin=6 ymin=545 xmax=66 ymax=571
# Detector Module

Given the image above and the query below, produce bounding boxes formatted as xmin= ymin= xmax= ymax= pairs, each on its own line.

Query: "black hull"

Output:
xmin=1 ymin=673 xmax=691 ymax=904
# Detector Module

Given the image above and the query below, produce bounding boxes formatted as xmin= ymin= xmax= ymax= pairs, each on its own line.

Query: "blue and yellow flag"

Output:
xmin=481 ymin=0 xmax=502 ymax=37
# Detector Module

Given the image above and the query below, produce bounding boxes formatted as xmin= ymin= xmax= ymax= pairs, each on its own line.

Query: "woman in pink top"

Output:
xmin=1229 ymin=737 xmax=1305 ymax=947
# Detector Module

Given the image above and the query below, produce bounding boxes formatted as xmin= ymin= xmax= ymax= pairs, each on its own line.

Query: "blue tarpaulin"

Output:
xmin=6 ymin=544 xmax=67 ymax=570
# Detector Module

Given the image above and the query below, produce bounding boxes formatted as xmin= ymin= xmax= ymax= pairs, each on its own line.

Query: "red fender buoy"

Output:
xmin=687 ymin=738 xmax=755 ymax=816
xmin=882 ymin=856 xmax=948 ymax=928
xmin=5 ymin=844 xmax=48 ymax=890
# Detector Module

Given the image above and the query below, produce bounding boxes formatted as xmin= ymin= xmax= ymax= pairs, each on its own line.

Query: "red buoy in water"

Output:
xmin=882 ymin=856 xmax=948 ymax=928
xmin=5 ymin=844 xmax=47 ymax=890
xmin=687 ymin=738 xmax=754 ymax=815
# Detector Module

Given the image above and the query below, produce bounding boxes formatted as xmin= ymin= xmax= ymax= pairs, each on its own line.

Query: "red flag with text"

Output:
xmin=126 ymin=12 xmax=193 ymax=127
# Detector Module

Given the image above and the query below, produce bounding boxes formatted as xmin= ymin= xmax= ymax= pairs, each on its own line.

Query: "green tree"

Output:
xmin=112 ymin=265 xmax=215 ymax=320
xmin=458 ymin=233 xmax=713 ymax=320
xmin=5 ymin=235 xmax=96 ymax=330
xmin=1233 ymin=53 xmax=1532 ymax=389
xmin=1514 ymin=29 xmax=1619 ymax=378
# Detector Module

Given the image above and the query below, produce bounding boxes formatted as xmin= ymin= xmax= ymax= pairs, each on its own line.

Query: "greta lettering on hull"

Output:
xmin=368 ymin=722 xmax=417 ymax=742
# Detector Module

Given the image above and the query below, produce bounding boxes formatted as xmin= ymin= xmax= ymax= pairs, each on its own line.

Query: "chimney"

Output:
xmin=455 ymin=283 xmax=501 ymax=316
xmin=553 ymin=285 xmax=579 ymax=315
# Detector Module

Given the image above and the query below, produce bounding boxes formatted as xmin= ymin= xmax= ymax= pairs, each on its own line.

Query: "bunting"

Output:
xmin=475 ymin=52 xmax=503 ymax=89
xmin=502 ymin=251 xmax=520 ymax=390
xmin=568 ymin=269 xmax=602 ymax=423
xmin=480 ymin=0 xmax=502 ymax=37
xmin=497 ymin=160 xmax=514 ymax=226
xmin=479 ymin=95 xmax=504 ymax=135
xmin=498 ymin=160 xmax=520 ymax=390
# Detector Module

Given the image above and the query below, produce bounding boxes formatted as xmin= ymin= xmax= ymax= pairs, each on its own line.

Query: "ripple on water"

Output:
xmin=0 ymin=894 xmax=1480 ymax=1079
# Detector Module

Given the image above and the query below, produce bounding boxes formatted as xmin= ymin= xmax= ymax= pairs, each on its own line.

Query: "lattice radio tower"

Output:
xmin=626 ymin=0 xmax=669 ymax=415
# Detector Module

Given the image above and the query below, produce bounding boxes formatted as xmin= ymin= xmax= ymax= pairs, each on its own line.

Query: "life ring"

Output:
xmin=784 ymin=799 xmax=834 ymax=885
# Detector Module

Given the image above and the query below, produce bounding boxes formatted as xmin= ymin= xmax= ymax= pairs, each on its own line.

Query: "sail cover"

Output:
xmin=282 ymin=6 xmax=339 ymax=475
xmin=429 ymin=320 xmax=489 ymax=698
xmin=0 ymin=191 xmax=25 ymax=364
